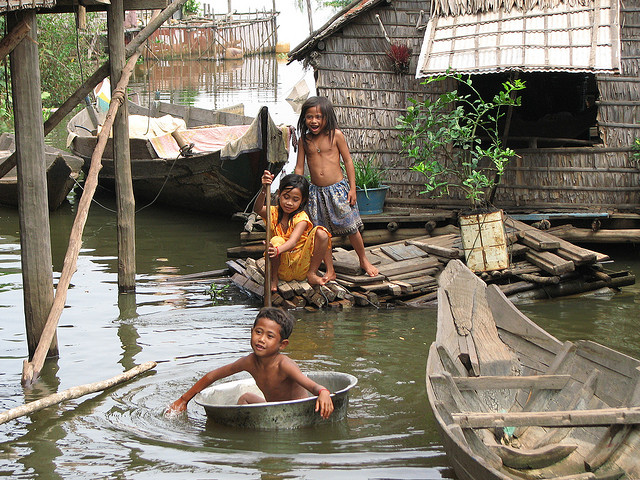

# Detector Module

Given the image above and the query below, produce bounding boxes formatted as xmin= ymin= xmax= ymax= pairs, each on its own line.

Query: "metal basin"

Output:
xmin=194 ymin=371 xmax=357 ymax=429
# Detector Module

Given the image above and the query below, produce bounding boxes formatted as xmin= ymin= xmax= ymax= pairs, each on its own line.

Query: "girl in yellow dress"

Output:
xmin=254 ymin=170 xmax=336 ymax=293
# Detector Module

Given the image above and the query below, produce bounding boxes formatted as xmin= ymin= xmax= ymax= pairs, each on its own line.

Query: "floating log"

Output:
xmin=1 ymin=362 xmax=157 ymax=425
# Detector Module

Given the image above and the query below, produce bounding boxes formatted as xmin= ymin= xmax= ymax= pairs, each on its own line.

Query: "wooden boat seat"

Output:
xmin=454 ymin=374 xmax=571 ymax=391
xmin=488 ymin=442 xmax=578 ymax=470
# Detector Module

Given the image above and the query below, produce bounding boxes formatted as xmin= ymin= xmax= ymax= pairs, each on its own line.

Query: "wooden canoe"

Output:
xmin=66 ymin=101 xmax=289 ymax=216
xmin=426 ymin=259 xmax=639 ymax=480
xmin=0 ymin=133 xmax=84 ymax=210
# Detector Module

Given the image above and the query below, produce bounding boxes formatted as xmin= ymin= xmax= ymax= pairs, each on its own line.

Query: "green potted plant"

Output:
xmin=353 ymin=155 xmax=390 ymax=215
xmin=397 ymin=72 xmax=525 ymax=271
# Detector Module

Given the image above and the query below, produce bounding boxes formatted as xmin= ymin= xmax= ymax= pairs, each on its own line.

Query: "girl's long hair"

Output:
xmin=276 ymin=173 xmax=309 ymax=228
xmin=297 ymin=96 xmax=338 ymax=153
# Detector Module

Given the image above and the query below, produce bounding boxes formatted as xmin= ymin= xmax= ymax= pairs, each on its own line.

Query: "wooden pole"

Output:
xmin=0 ymin=0 xmax=189 ymax=182
xmin=2 ymin=362 xmax=156 ymax=425
xmin=21 ymin=47 xmax=144 ymax=387
xmin=9 ymin=11 xmax=57 ymax=359
xmin=262 ymin=106 xmax=272 ymax=307
xmin=305 ymin=0 xmax=314 ymax=34
xmin=108 ymin=0 xmax=136 ymax=292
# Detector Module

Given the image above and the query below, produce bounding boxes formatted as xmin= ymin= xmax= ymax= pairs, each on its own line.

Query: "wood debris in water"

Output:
xmin=226 ymin=215 xmax=635 ymax=309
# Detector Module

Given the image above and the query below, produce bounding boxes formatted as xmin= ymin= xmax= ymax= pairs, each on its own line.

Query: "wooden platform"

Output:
xmin=223 ymin=215 xmax=636 ymax=309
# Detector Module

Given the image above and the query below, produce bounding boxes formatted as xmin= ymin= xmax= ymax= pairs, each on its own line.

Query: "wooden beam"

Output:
xmin=0 ymin=18 xmax=30 ymax=58
xmin=452 ymin=406 xmax=640 ymax=428
xmin=452 ymin=374 xmax=571 ymax=391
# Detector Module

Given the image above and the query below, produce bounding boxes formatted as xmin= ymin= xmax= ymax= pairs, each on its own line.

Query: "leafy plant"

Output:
xmin=182 ymin=0 xmax=200 ymax=15
xmin=353 ymin=155 xmax=386 ymax=193
xmin=632 ymin=138 xmax=640 ymax=168
xmin=397 ymin=72 xmax=525 ymax=208
xmin=207 ymin=282 xmax=229 ymax=304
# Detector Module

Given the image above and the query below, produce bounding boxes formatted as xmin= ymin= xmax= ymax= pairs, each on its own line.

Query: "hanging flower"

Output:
xmin=387 ymin=43 xmax=412 ymax=74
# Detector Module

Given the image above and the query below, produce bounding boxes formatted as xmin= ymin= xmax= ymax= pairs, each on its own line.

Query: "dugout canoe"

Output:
xmin=66 ymin=101 xmax=289 ymax=216
xmin=426 ymin=259 xmax=640 ymax=480
xmin=0 ymin=133 xmax=84 ymax=210
xmin=194 ymin=371 xmax=357 ymax=429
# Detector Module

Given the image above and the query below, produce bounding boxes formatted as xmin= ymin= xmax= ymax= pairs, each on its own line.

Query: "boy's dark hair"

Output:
xmin=276 ymin=173 xmax=309 ymax=227
xmin=297 ymin=96 xmax=338 ymax=149
xmin=254 ymin=307 xmax=295 ymax=340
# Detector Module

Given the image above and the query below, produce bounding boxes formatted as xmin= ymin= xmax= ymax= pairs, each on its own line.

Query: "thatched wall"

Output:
xmin=307 ymin=0 xmax=640 ymax=212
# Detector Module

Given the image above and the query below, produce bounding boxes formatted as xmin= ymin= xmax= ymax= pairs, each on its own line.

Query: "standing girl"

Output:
xmin=254 ymin=171 xmax=336 ymax=292
xmin=294 ymin=96 xmax=379 ymax=277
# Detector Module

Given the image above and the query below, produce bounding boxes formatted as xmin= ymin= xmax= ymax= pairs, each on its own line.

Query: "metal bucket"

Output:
xmin=194 ymin=371 xmax=357 ymax=429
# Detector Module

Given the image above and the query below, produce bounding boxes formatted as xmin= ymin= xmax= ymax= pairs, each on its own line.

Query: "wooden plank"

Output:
xmin=377 ymin=256 xmax=441 ymax=277
xmin=453 ymin=405 xmax=640 ymax=428
xmin=525 ymin=249 xmax=576 ymax=275
xmin=335 ymin=272 xmax=386 ymax=284
xmin=387 ymin=267 xmax=440 ymax=282
xmin=277 ymin=281 xmax=295 ymax=299
xmin=453 ymin=374 xmax=571 ymax=391
xmin=380 ymin=243 xmax=428 ymax=261
xmin=407 ymin=239 xmax=463 ymax=258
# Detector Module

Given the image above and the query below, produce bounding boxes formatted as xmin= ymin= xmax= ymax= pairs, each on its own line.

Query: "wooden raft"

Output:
xmin=226 ymin=215 xmax=636 ymax=309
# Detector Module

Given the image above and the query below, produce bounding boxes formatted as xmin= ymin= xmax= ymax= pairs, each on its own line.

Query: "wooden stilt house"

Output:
xmin=288 ymin=0 xmax=640 ymax=216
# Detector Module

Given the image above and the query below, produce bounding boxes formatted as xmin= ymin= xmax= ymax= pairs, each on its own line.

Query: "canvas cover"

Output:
xmin=417 ymin=0 xmax=621 ymax=77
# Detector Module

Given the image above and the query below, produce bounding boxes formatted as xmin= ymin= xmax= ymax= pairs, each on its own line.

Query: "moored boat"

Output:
xmin=195 ymin=371 xmax=357 ymax=429
xmin=426 ymin=259 xmax=640 ymax=480
xmin=0 ymin=133 xmax=84 ymax=210
xmin=66 ymin=101 xmax=290 ymax=216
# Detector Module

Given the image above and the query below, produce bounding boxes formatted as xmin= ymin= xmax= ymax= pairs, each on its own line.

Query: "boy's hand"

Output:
xmin=347 ymin=188 xmax=357 ymax=206
xmin=315 ymin=390 xmax=334 ymax=419
xmin=166 ymin=397 xmax=187 ymax=414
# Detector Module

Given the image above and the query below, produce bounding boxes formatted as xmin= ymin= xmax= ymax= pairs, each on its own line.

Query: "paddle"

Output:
xmin=264 ymin=165 xmax=276 ymax=307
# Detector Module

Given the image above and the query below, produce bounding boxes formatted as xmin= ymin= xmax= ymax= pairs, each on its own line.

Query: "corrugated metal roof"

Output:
xmin=417 ymin=0 xmax=621 ymax=76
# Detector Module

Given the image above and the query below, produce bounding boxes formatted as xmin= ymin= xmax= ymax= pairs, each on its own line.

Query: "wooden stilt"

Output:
xmin=108 ymin=0 xmax=136 ymax=292
xmin=9 ymin=11 xmax=57 ymax=359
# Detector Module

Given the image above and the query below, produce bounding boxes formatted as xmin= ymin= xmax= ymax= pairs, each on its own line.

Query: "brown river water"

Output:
xmin=1 ymin=54 xmax=640 ymax=479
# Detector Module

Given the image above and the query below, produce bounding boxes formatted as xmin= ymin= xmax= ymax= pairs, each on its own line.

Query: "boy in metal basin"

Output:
xmin=167 ymin=307 xmax=334 ymax=418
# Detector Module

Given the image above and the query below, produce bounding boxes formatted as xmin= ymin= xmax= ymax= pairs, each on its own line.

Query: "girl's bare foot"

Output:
xmin=360 ymin=258 xmax=379 ymax=277
xmin=322 ymin=270 xmax=336 ymax=283
xmin=307 ymin=271 xmax=328 ymax=286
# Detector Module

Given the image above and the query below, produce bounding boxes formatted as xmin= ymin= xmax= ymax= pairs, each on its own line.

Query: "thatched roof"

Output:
xmin=430 ymin=0 xmax=592 ymax=18
xmin=418 ymin=0 xmax=621 ymax=76
xmin=288 ymin=0 xmax=390 ymax=63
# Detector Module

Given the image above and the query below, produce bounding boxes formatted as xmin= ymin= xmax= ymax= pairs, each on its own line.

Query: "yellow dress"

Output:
xmin=269 ymin=207 xmax=331 ymax=281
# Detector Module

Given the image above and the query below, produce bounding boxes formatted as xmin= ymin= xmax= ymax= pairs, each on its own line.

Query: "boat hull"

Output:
xmin=67 ymin=102 xmax=288 ymax=216
xmin=195 ymin=371 xmax=357 ymax=430
xmin=426 ymin=259 xmax=640 ymax=480
xmin=0 ymin=133 xmax=83 ymax=210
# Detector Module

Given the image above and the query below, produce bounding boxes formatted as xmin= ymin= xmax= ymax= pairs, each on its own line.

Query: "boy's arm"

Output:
xmin=166 ymin=357 xmax=248 ymax=414
xmin=336 ymin=130 xmax=357 ymax=206
xmin=294 ymin=141 xmax=306 ymax=176
xmin=281 ymin=358 xmax=334 ymax=419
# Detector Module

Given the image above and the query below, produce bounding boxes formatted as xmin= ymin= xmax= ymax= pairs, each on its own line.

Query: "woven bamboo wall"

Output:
xmin=312 ymin=0 xmax=640 ymax=211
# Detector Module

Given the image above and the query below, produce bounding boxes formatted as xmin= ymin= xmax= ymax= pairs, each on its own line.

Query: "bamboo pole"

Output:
xmin=21 ymin=48 xmax=143 ymax=388
xmin=2 ymin=362 xmax=156 ymax=425
xmin=0 ymin=0 xmax=188 ymax=182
